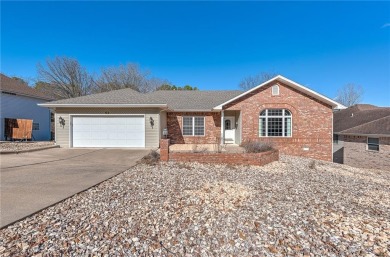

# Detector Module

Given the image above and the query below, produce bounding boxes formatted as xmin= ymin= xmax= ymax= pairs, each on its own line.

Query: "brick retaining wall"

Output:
xmin=160 ymin=139 xmax=279 ymax=166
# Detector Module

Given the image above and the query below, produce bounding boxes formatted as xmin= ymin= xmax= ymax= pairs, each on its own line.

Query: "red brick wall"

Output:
xmin=169 ymin=150 xmax=279 ymax=166
xmin=167 ymin=112 xmax=221 ymax=144
xmin=224 ymin=81 xmax=333 ymax=161
xmin=160 ymin=139 xmax=170 ymax=161
xmin=343 ymin=135 xmax=390 ymax=171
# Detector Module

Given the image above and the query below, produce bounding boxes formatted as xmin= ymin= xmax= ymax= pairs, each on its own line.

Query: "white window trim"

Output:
xmin=367 ymin=137 xmax=379 ymax=152
xmin=259 ymin=109 xmax=292 ymax=137
xmin=182 ymin=116 xmax=205 ymax=137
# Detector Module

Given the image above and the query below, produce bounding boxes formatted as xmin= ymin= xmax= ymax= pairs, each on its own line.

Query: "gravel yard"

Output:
xmin=0 ymin=141 xmax=55 ymax=152
xmin=1 ymin=155 xmax=389 ymax=256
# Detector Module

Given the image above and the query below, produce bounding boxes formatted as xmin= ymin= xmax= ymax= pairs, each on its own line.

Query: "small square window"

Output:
xmin=367 ymin=137 xmax=379 ymax=151
xmin=32 ymin=123 xmax=40 ymax=130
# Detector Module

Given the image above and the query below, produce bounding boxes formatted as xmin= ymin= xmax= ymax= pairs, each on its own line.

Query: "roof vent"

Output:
xmin=272 ymin=85 xmax=280 ymax=96
xmin=351 ymin=113 xmax=354 ymax=117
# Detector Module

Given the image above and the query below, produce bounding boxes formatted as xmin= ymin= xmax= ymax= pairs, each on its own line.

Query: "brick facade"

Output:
xmin=343 ymin=135 xmax=390 ymax=171
xmin=160 ymin=139 xmax=279 ymax=166
xmin=224 ymin=81 xmax=333 ymax=161
xmin=165 ymin=82 xmax=333 ymax=161
xmin=169 ymin=151 xmax=279 ymax=166
xmin=167 ymin=112 xmax=221 ymax=144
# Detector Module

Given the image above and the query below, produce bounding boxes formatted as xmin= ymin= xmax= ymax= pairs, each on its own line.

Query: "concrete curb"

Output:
xmin=0 ymin=145 xmax=60 ymax=155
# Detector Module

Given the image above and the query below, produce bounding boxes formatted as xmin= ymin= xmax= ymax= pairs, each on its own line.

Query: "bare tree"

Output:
xmin=94 ymin=63 xmax=168 ymax=93
xmin=38 ymin=57 xmax=94 ymax=99
xmin=239 ymin=72 xmax=277 ymax=91
xmin=34 ymin=81 xmax=64 ymax=100
xmin=335 ymin=83 xmax=364 ymax=107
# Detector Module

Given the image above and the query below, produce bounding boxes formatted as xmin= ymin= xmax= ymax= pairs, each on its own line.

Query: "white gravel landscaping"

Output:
xmin=0 ymin=141 xmax=55 ymax=152
xmin=0 ymin=155 xmax=389 ymax=256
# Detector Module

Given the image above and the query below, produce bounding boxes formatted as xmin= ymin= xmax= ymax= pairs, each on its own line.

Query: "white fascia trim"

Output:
xmin=213 ymin=75 xmax=347 ymax=110
xmin=37 ymin=103 xmax=168 ymax=108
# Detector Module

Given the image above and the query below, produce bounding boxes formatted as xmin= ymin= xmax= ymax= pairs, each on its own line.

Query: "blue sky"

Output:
xmin=1 ymin=1 xmax=389 ymax=106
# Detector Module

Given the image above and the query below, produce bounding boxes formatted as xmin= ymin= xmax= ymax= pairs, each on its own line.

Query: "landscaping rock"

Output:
xmin=0 ymin=155 xmax=389 ymax=256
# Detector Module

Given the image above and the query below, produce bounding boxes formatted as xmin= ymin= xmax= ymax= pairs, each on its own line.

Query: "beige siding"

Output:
xmin=54 ymin=108 xmax=160 ymax=148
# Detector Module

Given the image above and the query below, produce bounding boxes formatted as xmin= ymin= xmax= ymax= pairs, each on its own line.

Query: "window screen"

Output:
xmin=183 ymin=117 xmax=193 ymax=136
xmin=367 ymin=137 xmax=379 ymax=151
xmin=183 ymin=116 xmax=205 ymax=136
xmin=32 ymin=123 xmax=39 ymax=130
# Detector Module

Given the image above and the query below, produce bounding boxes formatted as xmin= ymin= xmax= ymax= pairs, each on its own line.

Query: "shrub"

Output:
xmin=192 ymin=145 xmax=208 ymax=153
xmin=308 ymin=160 xmax=316 ymax=169
xmin=138 ymin=150 xmax=160 ymax=166
xmin=240 ymin=140 xmax=273 ymax=153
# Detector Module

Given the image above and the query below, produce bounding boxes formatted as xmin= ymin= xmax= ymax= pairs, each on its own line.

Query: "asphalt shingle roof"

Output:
xmin=0 ymin=74 xmax=54 ymax=100
xmin=334 ymin=104 xmax=390 ymax=135
xmin=147 ymin=90 xmax=243 ymax=110
xmin=42 ymin=87 xmax=150 ymax=105
xmin=42 ymin=88 xmax=244 ymax=111
xmin=340 ymin=116 xmax=390 ymax=135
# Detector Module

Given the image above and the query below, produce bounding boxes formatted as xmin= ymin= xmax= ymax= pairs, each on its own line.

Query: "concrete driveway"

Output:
xmin=0 ymin=148 xmax=148 ymax=228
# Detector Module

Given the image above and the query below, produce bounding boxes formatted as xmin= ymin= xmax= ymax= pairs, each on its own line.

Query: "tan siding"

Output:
xmin=160 ymin=111 xmax=167 ymax=140
xmin=54 ymin=108 xmax=160 ymax=148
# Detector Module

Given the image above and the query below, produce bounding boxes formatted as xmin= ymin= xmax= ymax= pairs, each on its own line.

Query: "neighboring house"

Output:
xmin=333 ymin=104 xmax=390 ymax=170
xmin=39 ymin=75 xmax=345 ymax=161
xmin=0 ymin=74 xmax=53 ymax=141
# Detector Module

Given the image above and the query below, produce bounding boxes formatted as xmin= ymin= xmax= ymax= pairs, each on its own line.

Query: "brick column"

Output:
xmin=160 ymin=139 xmax=170 ymax=161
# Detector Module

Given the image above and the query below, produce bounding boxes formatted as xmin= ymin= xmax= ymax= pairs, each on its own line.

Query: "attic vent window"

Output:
xmin=272 ymin=85 xmax=280 ymax=96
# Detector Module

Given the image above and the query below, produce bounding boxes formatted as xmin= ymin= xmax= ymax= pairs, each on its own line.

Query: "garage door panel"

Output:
xmin=72 ymin=116 xmax=145 ymax=148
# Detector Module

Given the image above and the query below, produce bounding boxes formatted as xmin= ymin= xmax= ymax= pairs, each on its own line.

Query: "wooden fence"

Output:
xmin=4 ymin=118 xmax=33 ymax=140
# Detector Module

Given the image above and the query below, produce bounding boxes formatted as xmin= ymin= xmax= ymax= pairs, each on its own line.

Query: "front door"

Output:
xmin=224 ymin=116 xmax=235 ymax=144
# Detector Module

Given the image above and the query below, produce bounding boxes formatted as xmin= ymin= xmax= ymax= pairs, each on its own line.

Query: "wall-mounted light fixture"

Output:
xmin=59 ymin=116 xmax=65 ymax=128
xmin=149 ymin=117 xmax=154 ymax=128
xmin=163 ymin=128 xmax=168 ymax=138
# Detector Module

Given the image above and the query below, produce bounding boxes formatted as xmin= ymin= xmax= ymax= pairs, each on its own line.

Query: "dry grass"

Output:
xmin=137 ymin=150 xmax=160 ymax=165
xmin=240 ymin=140 xmax=273 ymax=153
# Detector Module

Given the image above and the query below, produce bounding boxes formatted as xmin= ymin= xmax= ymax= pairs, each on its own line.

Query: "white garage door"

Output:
xmin=72 ymin=116 xmax=145 ymax=148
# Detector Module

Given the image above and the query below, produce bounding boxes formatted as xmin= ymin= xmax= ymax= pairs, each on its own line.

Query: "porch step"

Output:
xmin=225 ymin=138 xmax=234 ymax=144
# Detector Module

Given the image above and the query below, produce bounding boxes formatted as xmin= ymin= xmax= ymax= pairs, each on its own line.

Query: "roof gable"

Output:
xmin=213 ymin=75 xmax=346 ymax=110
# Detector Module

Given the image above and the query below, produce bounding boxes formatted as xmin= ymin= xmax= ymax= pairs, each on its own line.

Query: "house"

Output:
xmin=333 ymin=104 xmax=390 ymax=170
xmin=39 ymin=75 xmax=345 ymax=161
xmin=0 ymin=74 xmax=53 ymax=141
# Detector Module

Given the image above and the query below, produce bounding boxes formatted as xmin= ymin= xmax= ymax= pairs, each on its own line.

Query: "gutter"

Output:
xmin=37 ymin=103 xmax=169 ymax=108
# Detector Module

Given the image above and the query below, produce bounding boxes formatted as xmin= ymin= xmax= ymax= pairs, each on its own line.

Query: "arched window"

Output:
xmin=259 ymin=109 xmax=292 ymax=137
xmin=272 ymin=85 xmax=280 ymax=96
xmin=225 ymin=119 xmax=231 ymax=130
